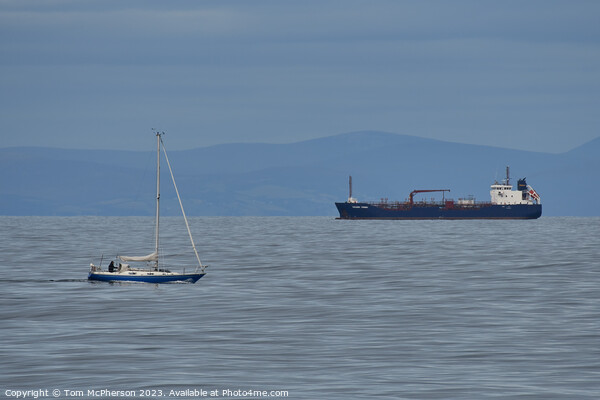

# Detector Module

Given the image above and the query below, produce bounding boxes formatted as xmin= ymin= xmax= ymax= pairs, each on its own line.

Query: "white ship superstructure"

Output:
xmin=490 ymin=167 xmax=541 ymax=206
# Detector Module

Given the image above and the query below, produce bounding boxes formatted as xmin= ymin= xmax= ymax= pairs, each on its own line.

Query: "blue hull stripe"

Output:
xmin=88 ymin=273 xmax=205 ymax=284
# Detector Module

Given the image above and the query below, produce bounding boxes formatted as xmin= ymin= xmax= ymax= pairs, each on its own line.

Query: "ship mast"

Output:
xmin=349 ymin=176 xmax=353 ymax=201
xmin=154 ymin=131 xmax=162 ymax=270
xmin=160 ymin=135 xmax=204 ymax=272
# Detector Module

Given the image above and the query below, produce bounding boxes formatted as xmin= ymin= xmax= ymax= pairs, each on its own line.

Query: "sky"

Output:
xmin=1 ymin=0 xmax=599 ymax=153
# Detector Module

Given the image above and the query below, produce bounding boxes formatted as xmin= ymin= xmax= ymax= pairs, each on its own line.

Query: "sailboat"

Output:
xmin=88 ymin=132 xmax=206 ymax=283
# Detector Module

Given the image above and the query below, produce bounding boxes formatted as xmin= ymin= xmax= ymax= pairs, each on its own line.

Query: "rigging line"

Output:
xmin=159 ymin=136 xmax=204 ymax=271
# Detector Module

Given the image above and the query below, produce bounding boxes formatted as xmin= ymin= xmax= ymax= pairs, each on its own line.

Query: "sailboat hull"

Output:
xmin=88 ymin=271 xmax=205 ymax=284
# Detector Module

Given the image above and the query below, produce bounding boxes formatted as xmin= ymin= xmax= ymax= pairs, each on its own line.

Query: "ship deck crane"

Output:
xmin=409 ymin=189 xmax=451 ymax=205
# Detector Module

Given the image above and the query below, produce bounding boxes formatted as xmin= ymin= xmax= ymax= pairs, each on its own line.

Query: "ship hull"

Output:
xmin=335 ymin=202 xmax=542 ymax=220
xmin=88 ymin=271 xmax=205 ymax=283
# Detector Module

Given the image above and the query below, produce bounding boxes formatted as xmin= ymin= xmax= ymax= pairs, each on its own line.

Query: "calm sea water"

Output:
xmin=0 ymin=216 xmax=599 ymax=399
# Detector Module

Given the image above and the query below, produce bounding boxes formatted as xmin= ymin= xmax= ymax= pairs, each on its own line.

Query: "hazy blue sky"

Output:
xmin=1 ymin=0 xmax=599 ymax=152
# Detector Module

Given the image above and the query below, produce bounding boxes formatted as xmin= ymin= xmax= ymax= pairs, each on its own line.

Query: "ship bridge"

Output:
xmin=490 ymin=171 xmax=540 ymax=206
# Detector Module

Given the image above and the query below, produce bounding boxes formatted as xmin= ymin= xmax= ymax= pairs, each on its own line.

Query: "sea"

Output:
xmin=0 ymin=216 xmax=598 ymax=400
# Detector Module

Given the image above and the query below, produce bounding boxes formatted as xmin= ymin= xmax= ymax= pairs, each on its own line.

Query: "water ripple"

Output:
xmin=0 ymin=216 xmax=599 ymax=399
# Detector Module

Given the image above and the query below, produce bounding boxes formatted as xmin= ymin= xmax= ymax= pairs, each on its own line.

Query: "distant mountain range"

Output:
xmin=1 ymin=131 xmax=598 ymax=216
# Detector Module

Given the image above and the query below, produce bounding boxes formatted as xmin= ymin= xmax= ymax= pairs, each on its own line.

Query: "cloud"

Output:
xmin=0 ymin=0 xmax=599 ymax=152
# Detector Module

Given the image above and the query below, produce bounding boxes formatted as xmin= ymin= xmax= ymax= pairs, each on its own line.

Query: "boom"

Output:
xmin=409 ymin=189 xmax=450 ymax=205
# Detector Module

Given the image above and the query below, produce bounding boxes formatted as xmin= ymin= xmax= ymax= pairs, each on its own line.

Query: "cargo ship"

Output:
xmin=335 ymin=167 xmax=541 ymax=220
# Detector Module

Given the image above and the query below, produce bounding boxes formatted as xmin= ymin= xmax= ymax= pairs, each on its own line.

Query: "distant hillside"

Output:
xmin=1 ymin=131 xmax=598 ymax=216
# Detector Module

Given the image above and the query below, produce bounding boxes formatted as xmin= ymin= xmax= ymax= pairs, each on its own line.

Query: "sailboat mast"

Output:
xmin=155 ymin=132 xmax=161 ymax=270
xmin=159 ymin=136 xmax=204 ymax=271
